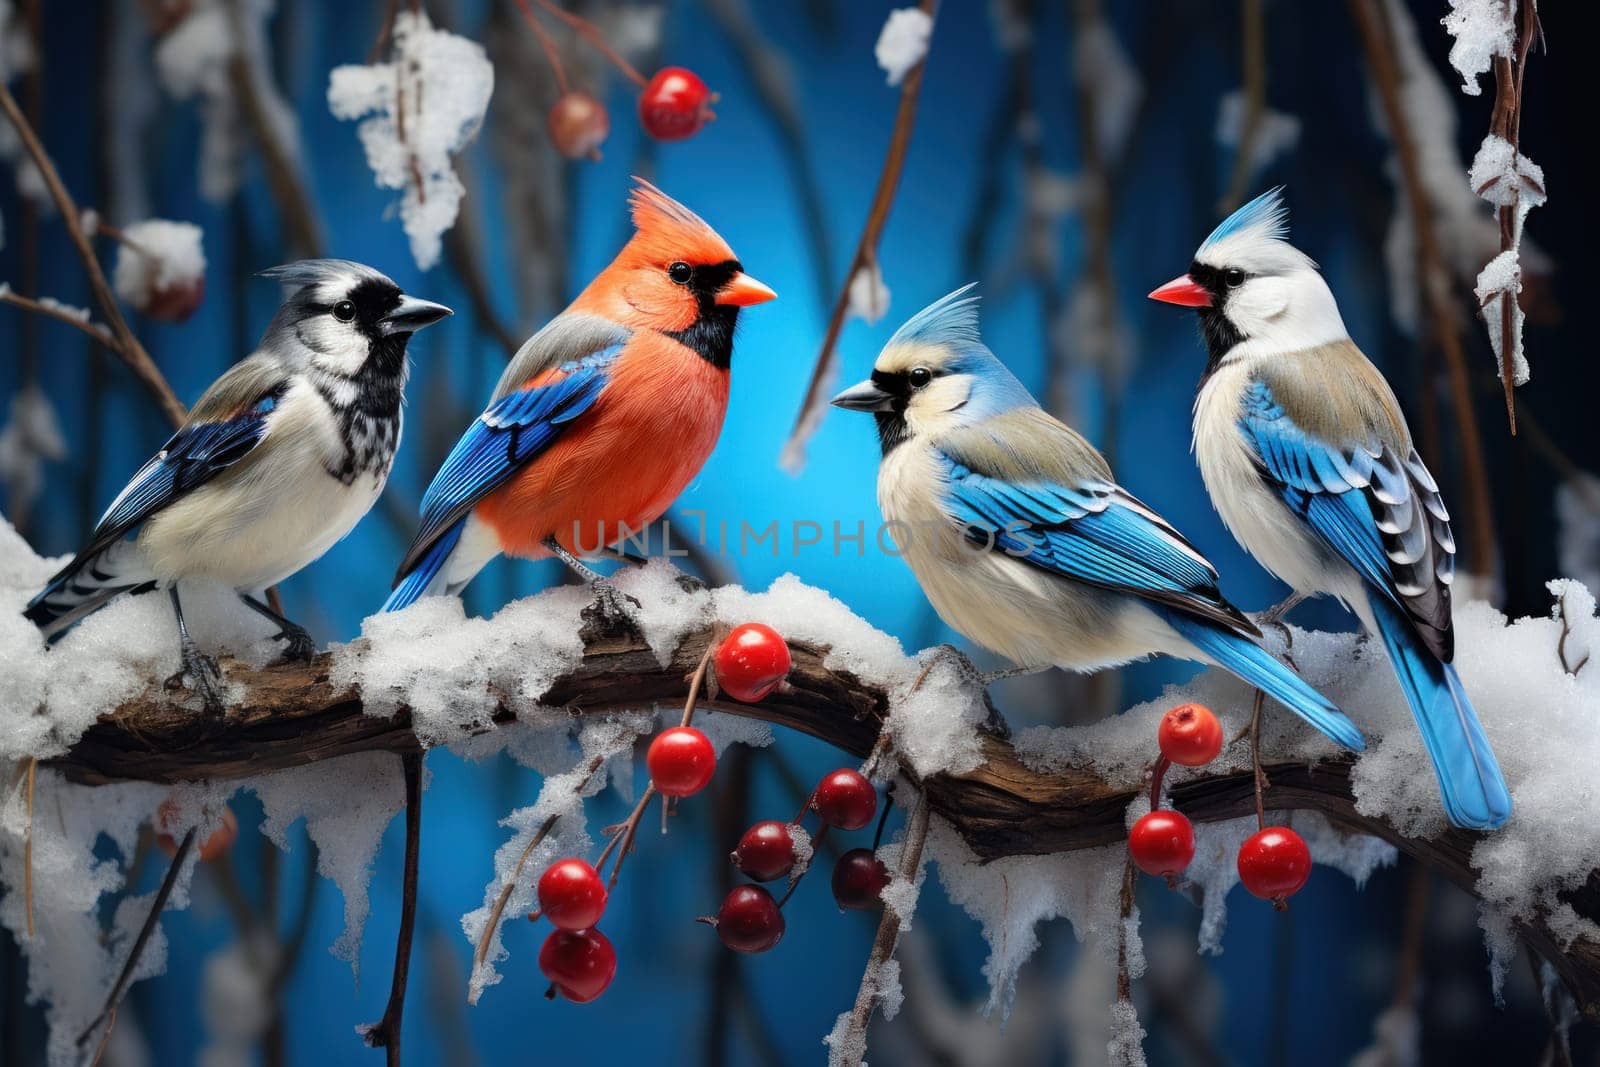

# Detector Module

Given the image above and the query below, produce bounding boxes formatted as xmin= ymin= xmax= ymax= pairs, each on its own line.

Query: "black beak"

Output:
xmin=382 ymin=295 xmax=453 ymax=335
xmin=830 ymin=379 xmax=896 ymax=412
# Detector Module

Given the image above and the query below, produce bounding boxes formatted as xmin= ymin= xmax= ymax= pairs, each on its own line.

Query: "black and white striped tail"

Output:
xmin=24 ymin=540 xmax=155 ymax=641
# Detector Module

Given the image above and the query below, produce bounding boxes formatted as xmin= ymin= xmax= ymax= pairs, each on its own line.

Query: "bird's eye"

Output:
xmin=333 ymin=300 xmax=357 ymax=322
xmin=1224 ymin=268 xmax=1246 ymax=288
xmin=668 ymin=262 xmax=693 ymax=285
xmin=908 ymin=366 xmax=933 ymax=388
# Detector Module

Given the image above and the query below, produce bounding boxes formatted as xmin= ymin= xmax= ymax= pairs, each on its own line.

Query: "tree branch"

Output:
xmin=1347 ymin=0 xmax=1497 ymax=579
xmin=45 ymin=619 xmax=1600 ymax=1018
xmin=779 ymin=0 xmax=939 ymax=474
xmin=0 ymin=79 xmax=187 ymax=428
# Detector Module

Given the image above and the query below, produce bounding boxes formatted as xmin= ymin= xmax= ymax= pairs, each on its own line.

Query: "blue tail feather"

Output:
xmin=1368 ymin=594 xmax=1511 ymax=830
xmin=384 ymin=517 xmax=466 ymax=613
xmin=1164 ymin=611 xmax=1366 ymax=752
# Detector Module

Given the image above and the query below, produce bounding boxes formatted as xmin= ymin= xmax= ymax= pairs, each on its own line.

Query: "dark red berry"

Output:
xmin=1237 ymin=827 xmax=1312 ymax=902
xmin=537 ymin=858 xmax=608 ymax=931
xmin=1128 ymin=810 xmax=1195 ymax=877
xmin=1158 ymin=703 xmax=1224 ymax=767
xmin=712 ymin=885 xmax=784 ymax=953
xmin=811 ymin=768 xmax=877 ymax=830
xmin=831 ymin=848 xmax=890 ymax=910
xmin=548 ymin=91 xmax=609 ymax=160
xmin=639 ymin=66 xmax=716 ymax=141
xmin=714 ymin=623 xmax=792 ymax=703
xmin=647 ymin=726 xmax=716 ymax=797
xmin=538 ymin=927 xmax=617 ymax=1003
xmin=731 ymin=820 xmax=798 ymax=882
xmin=144 ymin=277 xmax=206 ymax=323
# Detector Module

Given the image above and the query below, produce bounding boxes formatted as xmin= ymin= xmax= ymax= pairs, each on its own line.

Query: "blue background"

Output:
xmin=3 ymin=1 xmax=1594 ymax=1064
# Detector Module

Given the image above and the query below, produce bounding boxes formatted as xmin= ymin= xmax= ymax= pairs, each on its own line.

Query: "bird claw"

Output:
xmin=920 ymin=644 xmax=1014 ymax=738
xmin=583 ymin=580 xmax=642 ymax=630
xmin=275 ymin=624 xmax=317 ymax=663
xmin=164 ymin=649 xmax=226 ymax=717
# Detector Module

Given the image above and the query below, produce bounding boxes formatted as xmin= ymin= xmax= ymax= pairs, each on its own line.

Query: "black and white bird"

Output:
xmin=25 ymin=259 xmax=450 ymax=712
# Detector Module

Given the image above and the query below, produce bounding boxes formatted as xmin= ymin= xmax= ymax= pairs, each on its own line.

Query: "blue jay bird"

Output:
xmin=1149 ymin=188 xmax=1510 ymax=829
xmin=25 ymin=260 xmax=451 ymax=713
xmin=830 ymin=286 xmax=1363 ymax=752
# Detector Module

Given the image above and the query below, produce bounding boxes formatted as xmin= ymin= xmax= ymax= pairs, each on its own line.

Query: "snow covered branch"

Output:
xmin=43 ymin=601 xmax=1600 ymax=1018
xmin=780 ymin=0 xmax=938 ymax=474
xmin=0 ymin=78 xmax=186 ymax=427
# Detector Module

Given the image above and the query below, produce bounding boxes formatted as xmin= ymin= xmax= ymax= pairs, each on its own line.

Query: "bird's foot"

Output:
xmin=917 ymin=644 xmax=1015 ymax=739
xmin=582 ymin=578 xmax=643 ymax=632
xmin=274 ymin=623 xmax=317 ymax=663
xmin=164 ymin=648 xmax=226 ymax=717
xmin=1252 ymin=593 xmax=1307 ymax=653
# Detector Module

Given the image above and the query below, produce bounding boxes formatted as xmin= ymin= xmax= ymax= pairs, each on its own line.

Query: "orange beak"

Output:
xmin=1148 ymin=274 xmax=1212 ymax=307
xmin=716 ymin=272 xmax=777 ymax=307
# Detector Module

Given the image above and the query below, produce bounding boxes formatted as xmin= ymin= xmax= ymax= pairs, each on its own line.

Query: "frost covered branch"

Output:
xmin=39 ymin=599 xmax=1600 ymax=1019
xmin=1347 ymin=0 xmax=1496 ymax=580
xmin=0 ymin=78 xmax=186 ymax=427
xmin=779 ymin=0 xmax=938 ymax=474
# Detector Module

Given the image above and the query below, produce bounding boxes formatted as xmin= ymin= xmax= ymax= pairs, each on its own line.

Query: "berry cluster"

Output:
xmin=529 ymin=621 xmax=794 ymax=1001
xmin=518 ymin=1 xmax=716 ymax=160
xmin=1127 ymin=703 xmax=1312 ymax=908
xmin=712 ymin=762 xmax=889 ymax=954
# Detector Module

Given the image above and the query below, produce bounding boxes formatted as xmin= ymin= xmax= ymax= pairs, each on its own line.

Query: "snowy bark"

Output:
xmin=47 ymin=614 xmax=1600 ymax=1019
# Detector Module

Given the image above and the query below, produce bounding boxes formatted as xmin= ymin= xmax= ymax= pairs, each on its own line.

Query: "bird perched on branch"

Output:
xmin=25 ymin=260 xmax=451 ymax=713
xmin=1150 ymin=188 xmax=1509 ymax=829
xmin=831 ymin=286 xmax=1363 ymax=752
xmin=384 ymin=179 xmax=775 ymax=613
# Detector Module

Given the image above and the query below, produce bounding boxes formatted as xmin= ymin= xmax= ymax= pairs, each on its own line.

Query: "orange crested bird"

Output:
xmin=384 ymin=179 xmax=775 ymax=611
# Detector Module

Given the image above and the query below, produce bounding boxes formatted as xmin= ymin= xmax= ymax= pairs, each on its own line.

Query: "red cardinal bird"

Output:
xmin=385 ymin=179 xmax=775 ymax=611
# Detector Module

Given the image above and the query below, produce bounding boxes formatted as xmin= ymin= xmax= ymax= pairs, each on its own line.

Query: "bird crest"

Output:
xmin=1200 ymin=186 xmax=1290 ymax=253
xmin=624 ymin=177 xmax=732 ymax=265
xmin=886 ymin=283 xmax=982 ymax=352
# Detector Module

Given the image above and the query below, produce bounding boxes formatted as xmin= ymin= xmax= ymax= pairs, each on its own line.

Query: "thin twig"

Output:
xmin=362 ymin=750 xmax=423 ymax=1066
xmin=0 ymin=79 xmax=186 ymax=428
xmin=780 ymin=0 xmax=940 ymax=473
xmin=834 ymin=790 xmax=930 ymax=1067
xmin=0 ymin=289 xmax=118 ymax=349
xmin=593 ymin=784 xmax=658 ymax=893
xmin=1248 ymin=689 xmax=1268 ymax=829
xmin=75 ymin=828 xmax=196 ymax=1050
xmin=1115 ymin=849 xmax=1136 ymax=1002
xmin=1348 ymin=0 xmax=1497 ymax=579
xmin=23 ymin=759 xmax=36 ymax=938
xmin=531 ymin=0 xmax=648 ymax=88
xmin=512 ymin=0 xmax=573 ymax=95
xmin=1556 ymin=592 xmax=1590 ymax=677
xmin=469 ymin=755 xmax=605 ymax=975
xmin=1483 ymin=0 xmax=1541 ymax=433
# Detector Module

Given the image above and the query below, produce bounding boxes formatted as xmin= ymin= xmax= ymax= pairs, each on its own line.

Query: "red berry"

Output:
xmin=537 ymin=858 xmax=608 ymax=931
xmin=538 ymin=927 xmax=617 ymax=1003
xmin=156 ymin=799 xmax=238 ymax=863
xmin=713 ymin=623 xmax=792 ymax=703
xmin=712 ymin=885 xmax=784 ymax=953
xmin=1158 ymin=703 xmax=1224 ymax=767
xmin=811 ymin=768 xmax=877 ymax=831
xmin=647 ymin=726 xmax=716 ymax=797
xmin=547 ymin=91 xmax=609 ymax=160
xmin=144 ymin=277 xmax=206 ymax=323
xmin=831 ymin=848 xmax=890 ymax=910
xmin=1237 ymin=827 xmax=1312 ymax=902
xmin=1127 ymin=810 xmax=1195 ymax=877
xmin=639 ymin=66 xmax=716 ymax=141
xmin=731 ymin=820 xmax=798 ymax=883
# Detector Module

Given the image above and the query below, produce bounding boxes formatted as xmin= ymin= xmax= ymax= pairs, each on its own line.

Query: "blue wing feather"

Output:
xmin=939 ymin=454 xmax=1251 ymax=633
xmin=395 ymin=346 xmax=619 ymax=580
xmin=81 ymin=386 xmax=283 ymax=558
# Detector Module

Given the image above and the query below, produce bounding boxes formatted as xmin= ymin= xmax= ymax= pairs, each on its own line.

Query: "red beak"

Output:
xmin=716 ymin=272 xmax=777 ymax=307
xmin=1148 ymin=274 xmax=1212 ymax=308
